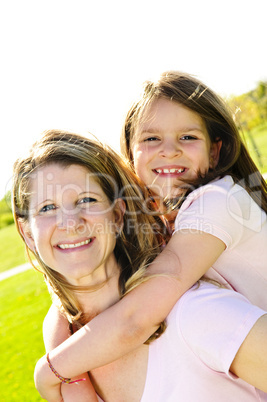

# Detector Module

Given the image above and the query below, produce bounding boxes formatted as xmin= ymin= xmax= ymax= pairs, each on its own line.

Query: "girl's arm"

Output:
xmin=35 ymin=230 xmax=226 ymax=398
xmin=42 ymin=304 xmax=99 ymax=402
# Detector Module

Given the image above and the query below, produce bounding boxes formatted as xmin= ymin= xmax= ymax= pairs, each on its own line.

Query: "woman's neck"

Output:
xmin=74 ymin=263 xmax=121 ymax=321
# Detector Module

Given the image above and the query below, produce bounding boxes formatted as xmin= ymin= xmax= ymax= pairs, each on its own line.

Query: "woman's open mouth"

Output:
xmin=57 ymin=238 xmax=93 ymax=250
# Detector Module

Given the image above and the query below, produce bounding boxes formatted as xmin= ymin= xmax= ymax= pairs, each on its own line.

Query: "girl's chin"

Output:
xmin=155 ymin=190 xmax=184 ymax=201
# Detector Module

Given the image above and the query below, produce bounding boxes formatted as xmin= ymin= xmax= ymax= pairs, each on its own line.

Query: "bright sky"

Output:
xmin=0 ymin=0 xmax=266 ymax=200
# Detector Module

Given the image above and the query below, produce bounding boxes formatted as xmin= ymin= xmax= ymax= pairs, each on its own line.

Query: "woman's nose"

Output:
xmin=56 ymin=208 xmax=84 ymax=233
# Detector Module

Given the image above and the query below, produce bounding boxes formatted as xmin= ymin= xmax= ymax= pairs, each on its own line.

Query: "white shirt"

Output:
xmin=174 ymin=175 xmax=267 ymax=309
xmin=141 ymin=282 xmax=266 ymax=401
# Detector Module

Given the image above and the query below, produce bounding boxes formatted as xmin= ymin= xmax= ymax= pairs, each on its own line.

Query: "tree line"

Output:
xmin=228 ymin=80 xmax=267 ymax=170
xmin=228 ymin=80 xmax=267 ymax=131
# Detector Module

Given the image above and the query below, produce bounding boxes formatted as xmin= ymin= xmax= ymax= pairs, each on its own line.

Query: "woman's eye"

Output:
xmin=39 ymin=204 xmax=56 ymax=213
xmin=78 ymin=197 xmax=97 ymax=205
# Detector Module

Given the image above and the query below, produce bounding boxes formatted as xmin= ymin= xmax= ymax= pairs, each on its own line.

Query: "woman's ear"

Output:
xmin=113 ymin=198 xmax=126 ymax=231
xmin=209 ymin=139 xmax=222 ymax=168
xmin=17 ymin=219 xmax=36 ymax=252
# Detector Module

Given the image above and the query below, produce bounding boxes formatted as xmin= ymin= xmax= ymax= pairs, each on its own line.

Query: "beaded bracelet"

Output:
xmin=46 ymin=353 xmax=86 ymax=384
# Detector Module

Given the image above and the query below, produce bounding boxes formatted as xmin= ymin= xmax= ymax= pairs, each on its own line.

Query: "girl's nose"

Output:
xmin=159 ymin=138 xmax=181 ymax=158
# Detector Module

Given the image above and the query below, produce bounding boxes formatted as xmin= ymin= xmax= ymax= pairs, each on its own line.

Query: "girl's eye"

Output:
xmin=78 ymin=197 xmax=97 ymax=205
xmin=144 ymin=136 xmax=160 ymax=142
xmin=39 ymin=204 xmax=56 ymax=213
xmin=181 ymin=135 xmax=197 ymax=141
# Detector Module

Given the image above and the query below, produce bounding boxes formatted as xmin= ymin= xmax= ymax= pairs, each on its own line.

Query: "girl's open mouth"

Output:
xmin=153 ymin=167 xmax=186 ymax=175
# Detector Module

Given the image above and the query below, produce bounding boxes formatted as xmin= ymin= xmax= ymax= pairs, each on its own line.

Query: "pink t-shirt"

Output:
xmin=174 ymin=175 xmax=267 ymax=310
xmin=141 ymin=282 xmax=266 ymax=401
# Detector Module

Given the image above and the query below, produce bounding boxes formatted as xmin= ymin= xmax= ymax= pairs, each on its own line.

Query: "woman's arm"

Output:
xmin=230 ymin=314 xmax=267 ymax=392
xmin=34 ymin=230 xmax=225 ymax=398
xmin=42 ymin=304 xmax=99 ymax=402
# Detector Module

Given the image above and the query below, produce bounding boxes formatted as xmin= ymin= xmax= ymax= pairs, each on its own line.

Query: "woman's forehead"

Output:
xmin=28 ymin=163 xmax=103 ymax=196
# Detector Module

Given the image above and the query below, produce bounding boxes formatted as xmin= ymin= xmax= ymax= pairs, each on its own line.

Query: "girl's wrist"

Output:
xmin=34 ymin=354 xmax=61 ymax=391
xmin=46 ymin=353 xmax=86 ymax=384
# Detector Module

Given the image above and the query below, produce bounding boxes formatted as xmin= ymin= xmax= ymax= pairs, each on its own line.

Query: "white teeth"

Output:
xmin=58 ymin=239 xmax=91 ymax=249
xmin=155 ymin=168 xmax=185 ymax=174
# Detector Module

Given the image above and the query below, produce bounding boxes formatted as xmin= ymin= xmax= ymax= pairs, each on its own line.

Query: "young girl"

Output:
xmin=120 ymin=70 xmax=267 ymax=308
xmin=32 ymin=71 xmax=267 ymax=396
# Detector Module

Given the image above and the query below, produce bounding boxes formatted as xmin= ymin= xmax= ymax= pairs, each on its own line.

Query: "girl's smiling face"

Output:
xmin=20 ymin=163 xmax=124 ymax=286
xmin=132 ymin=98 xmax=221 ymax=200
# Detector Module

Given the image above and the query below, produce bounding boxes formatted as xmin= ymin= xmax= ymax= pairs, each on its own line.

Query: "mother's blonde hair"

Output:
xmin=12 ymin=129 xmax=166 ymax=341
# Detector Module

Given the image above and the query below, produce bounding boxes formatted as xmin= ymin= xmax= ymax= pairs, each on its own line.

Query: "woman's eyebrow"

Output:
xmin=30 ymin=198 xmax=54 ymax=212
xmin=34 ymin=198 xmax=54 ymax=206
xmin=78 ymin=191 xmax=102 ymax=197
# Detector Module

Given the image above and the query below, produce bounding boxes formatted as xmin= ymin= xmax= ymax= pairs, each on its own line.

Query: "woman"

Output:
xmin=13 ymin=130 xmax=267 ymax=401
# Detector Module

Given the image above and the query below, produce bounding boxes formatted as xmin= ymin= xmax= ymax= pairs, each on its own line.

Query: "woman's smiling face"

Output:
xmin=132 ymin=98 xmax=220 ymax=200
xmin=20 ymin=163 xmax=124 ymax=286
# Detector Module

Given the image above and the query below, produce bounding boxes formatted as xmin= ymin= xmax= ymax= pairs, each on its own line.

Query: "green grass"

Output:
xmin=0 ymin=224 xmax=28 ymax=272
xmin=0 ymin=269 xmax=51 ymax=401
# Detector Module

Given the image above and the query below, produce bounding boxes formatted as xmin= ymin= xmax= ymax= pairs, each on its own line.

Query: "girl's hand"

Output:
xmin=61 ymin=372 xmax=99 ymax=402
xmin=34 ymin=354 xmax=99 ymax=402
xmin=34 ymin=354 xmax=63 ymax=401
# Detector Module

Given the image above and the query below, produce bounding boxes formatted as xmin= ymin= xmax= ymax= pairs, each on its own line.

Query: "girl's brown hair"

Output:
xmin=121 ymin=71 xmax=267 ymax=213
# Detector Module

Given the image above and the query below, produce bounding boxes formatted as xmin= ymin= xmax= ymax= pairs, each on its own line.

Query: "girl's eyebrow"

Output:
xmin=139 ymin=127 xmax=161 ymax=134
xmin=140 ymin=125 xmax=206 ymax=134
xmin=180 ymin=126 xmax=206 ymax=134
xmin=184 ymin=125 xmax=202 ymax=130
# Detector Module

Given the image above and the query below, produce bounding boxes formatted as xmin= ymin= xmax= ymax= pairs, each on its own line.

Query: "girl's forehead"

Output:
xmin=136 ymin=98 xmax=206 ymax=134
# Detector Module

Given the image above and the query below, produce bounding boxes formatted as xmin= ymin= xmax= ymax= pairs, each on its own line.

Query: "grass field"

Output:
xmin=0 ymin=269 xmax=51 ymax=401
xmin=0 ymin=224 xmax=27 ymax=273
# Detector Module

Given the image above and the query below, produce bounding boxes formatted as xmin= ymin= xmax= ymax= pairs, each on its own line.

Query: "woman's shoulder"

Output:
xmin=168 ymin=281 xmax=266 ymax=372
xmin=169 ymin=281 xmax=265 ymax=335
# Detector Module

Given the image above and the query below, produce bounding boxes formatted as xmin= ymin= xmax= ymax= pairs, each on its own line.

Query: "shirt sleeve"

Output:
xmin=177 ymin=282 xmax=266 ymax=377
xmin=173 ymin=177 xmax=262 ymax=248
